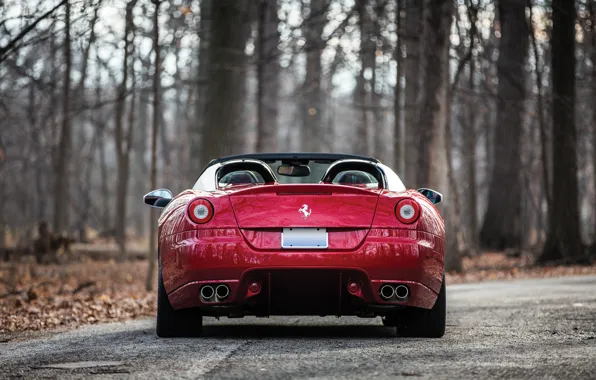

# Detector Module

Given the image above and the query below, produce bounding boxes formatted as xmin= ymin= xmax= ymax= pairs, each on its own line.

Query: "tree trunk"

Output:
xmin=355 ymin=0 xmax=375 ymax=156
xmin=479 ymin=0 xmax=528 ymax=250
xmin=190 ymin=0 xmax=212 ymax=174
xmin=28 ymin=82 xmax=38 ymax=224
xmin=134 ymin=65 xmax=150 ymax=237
xmin=403 ymin=0 xmax=422 ymax=186
xmin=394 ymin=0 xmax=403 ymax=173
xmin=416 ymin=0 xmax=459 ymax=271
xmin=114 ymin=0 xmax=137 ymax=254
xmin=591 ymin=0 xmax=596 ymax=242
xmin=53 ymin=0 xmax=72 ymax=234
xmin=0 ymin=135 xmax=5 ymax=255
xmin=173 ymin=29 xmax=185 ymax=192
xmin=301 ymin=0 xmax=326 ymax=152
xmin=463 ymin=3 xmax=479 ymax=252
xmin=75 ymin=1 xmax=101 ymax=243
xmin=463 ymin=76 xmax=479 ymax=251
xmin=528 ymin=2 xmax=549 ymax=246
xmin=147 ymin=0 xmax=162 ymax=291
xmin=94 ymin=47 xmax=111 ymax=235
xmin=256 ymin=0 xmax=280 ymax=152
xmin=371 ymin=6 xmax=383 ymax=160
xmin=199 ymin=1 xmax=249 ymax=165
xmin=540 ymin=0 xmax=583 ymax=263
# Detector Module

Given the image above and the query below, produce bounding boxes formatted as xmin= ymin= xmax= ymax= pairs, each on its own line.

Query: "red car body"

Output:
xmin=146 ymin=153 xmax=446 ymax=337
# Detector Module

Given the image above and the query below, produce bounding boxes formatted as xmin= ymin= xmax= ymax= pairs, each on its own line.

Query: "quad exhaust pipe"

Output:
xmin=379 ymin=284 xmax=409 ymax=301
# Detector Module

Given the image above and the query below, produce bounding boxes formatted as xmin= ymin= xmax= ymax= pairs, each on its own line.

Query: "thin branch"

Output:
xmin=0 ymin=0 xmax=68 ymax=63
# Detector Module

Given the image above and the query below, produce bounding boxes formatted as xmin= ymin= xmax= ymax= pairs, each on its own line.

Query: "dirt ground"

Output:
xmin=1 ymin=252 xmax=595 ymax=334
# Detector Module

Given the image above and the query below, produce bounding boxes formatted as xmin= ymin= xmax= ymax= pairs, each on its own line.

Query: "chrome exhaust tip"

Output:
xmin=215 ymin=284 xmax=230 ymax=300
xmin=200 ymin=285 xmax=215 ymax=301
xmin=380 ymin=284 xmax=395 ymax=300
xmin=395 ymin=284 xmax=409 ymax=300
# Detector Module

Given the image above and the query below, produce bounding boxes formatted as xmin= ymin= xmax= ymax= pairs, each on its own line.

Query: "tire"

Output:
xmin=156 ymin=266 xmax=203 ymax=337
xmin=396 ymin=275 xmax=446 ymax=338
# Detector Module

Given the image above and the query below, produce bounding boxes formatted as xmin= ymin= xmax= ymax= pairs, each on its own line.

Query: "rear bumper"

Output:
xmin=160 ymin=228 xmax=444 ymax=315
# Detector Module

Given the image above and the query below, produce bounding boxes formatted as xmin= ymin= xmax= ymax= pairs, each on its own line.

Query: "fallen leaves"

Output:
xmin=447 ymin=252 xmax=596 ymax=284
xmin=0 ymin=260 xmax=155 ymax=333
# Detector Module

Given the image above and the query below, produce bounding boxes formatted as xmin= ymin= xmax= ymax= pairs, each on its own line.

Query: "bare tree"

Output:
xmin=114 ymin=0 xmax=138 ymax=254
xmin=591 ymin=0 xmax=596 ymax=242
xmin=0 ymin=134 xmax=5 ymax=254
xmin=416 ymin=0 xmax=460 ymax=271
xmin=199 ymin=1 xmax=250 ymax=164
xmin=0 ymin=0 xmax=67 ymax=63
xmin=479 ymin=0 xmax=528 ymax=250
xmin=147 ymin=0 xmax=162 ymax=291
xmin=256 ymin=0 xmax=280 ymax=152
xmin=301 ymin=0 xmax=327 ymax=152
xmin=75 ymin=0 xmax=102 ymax=243
xmin=403 ymin=0 xmax=422 ymax=185
xmin=354 ymin=0 xmax=376 ymax=156
xmin=539 ymin=0 xmax=583 ymax=263
xmin=394 ymin=0 xmax=404 ymax=173
xmin=53 ymin=0 xmax=72 ymax=234
xmin=189 ymin=0 xmax=212 ymax=174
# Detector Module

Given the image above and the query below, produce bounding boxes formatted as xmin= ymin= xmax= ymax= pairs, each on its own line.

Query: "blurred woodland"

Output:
xmin=1 ymin=0 xmax=596 ymax=284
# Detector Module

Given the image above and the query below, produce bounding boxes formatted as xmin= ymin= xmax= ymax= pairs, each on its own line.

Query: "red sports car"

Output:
xmin=144 ymin=153 xmax=446 ymax=337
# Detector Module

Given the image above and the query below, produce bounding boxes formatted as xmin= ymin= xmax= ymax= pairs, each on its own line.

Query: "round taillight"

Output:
xmin=395 ymin=199 xmax=420 ymax=224
xmin=188 ymin=198 xmax=214 ymax=224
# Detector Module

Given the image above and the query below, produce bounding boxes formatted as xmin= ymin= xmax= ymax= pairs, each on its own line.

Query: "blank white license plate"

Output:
xmin=281 ymin=228 xmax=328 ymax=249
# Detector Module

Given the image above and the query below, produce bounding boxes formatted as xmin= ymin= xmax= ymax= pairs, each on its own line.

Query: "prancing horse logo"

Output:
xmin=299 ymin=204 xmax=312 ymax=219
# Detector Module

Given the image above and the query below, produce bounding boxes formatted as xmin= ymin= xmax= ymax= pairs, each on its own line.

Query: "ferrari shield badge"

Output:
xmin=299 ymin=204 xmax=312 ymax=219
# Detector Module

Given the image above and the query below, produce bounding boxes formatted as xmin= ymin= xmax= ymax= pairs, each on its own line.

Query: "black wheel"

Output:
xmin=396 ymin=275 xmax=446 ymax=338
xmin=156 ymin=266 xmax=203 ymax=337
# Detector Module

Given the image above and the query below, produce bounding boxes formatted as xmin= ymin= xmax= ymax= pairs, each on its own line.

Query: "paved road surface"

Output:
xmin=1 ymin=276 xmax=595 ymax=379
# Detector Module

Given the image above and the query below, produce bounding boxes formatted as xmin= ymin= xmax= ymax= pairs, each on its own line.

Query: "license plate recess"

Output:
xmin=281 ymin=228 xmax=328 ymax=249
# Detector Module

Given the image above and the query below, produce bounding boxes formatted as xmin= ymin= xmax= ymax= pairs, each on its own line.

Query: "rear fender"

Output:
xmin=158 ymin=190 xmax=238 ymax=240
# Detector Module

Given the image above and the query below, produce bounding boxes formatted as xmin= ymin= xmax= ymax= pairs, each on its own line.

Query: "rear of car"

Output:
xmin=148 ymin=154 xmax=446 ymax=337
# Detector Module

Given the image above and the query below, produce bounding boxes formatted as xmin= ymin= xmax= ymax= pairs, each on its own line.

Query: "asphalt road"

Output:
xmin=1 ymin=276 xmax=595 ymax=380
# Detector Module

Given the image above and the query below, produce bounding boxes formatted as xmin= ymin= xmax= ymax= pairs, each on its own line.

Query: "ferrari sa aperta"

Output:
xmin=144 ymin=153 xmax=446 ymax=338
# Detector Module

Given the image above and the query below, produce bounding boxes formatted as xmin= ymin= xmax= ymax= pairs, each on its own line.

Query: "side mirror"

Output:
xmin=417 ymin=188 xmax=443 ymax=205
xmin=143 ymin=189 xmax=173 ymax=208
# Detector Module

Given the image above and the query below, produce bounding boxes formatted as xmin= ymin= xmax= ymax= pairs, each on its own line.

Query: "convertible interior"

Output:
xmin=216 ymin=159 xmax=384 ymax=189
xmin=217 ymin=161 xmax=275 ymax=188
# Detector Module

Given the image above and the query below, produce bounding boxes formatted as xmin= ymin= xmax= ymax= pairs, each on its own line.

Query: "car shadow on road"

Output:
xmin=200 ymin=324 xmax=397 ymax=339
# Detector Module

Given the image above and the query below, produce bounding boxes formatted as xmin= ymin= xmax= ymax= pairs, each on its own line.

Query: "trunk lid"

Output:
xmin=227 ymin=184 xmax=380 ymax=228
